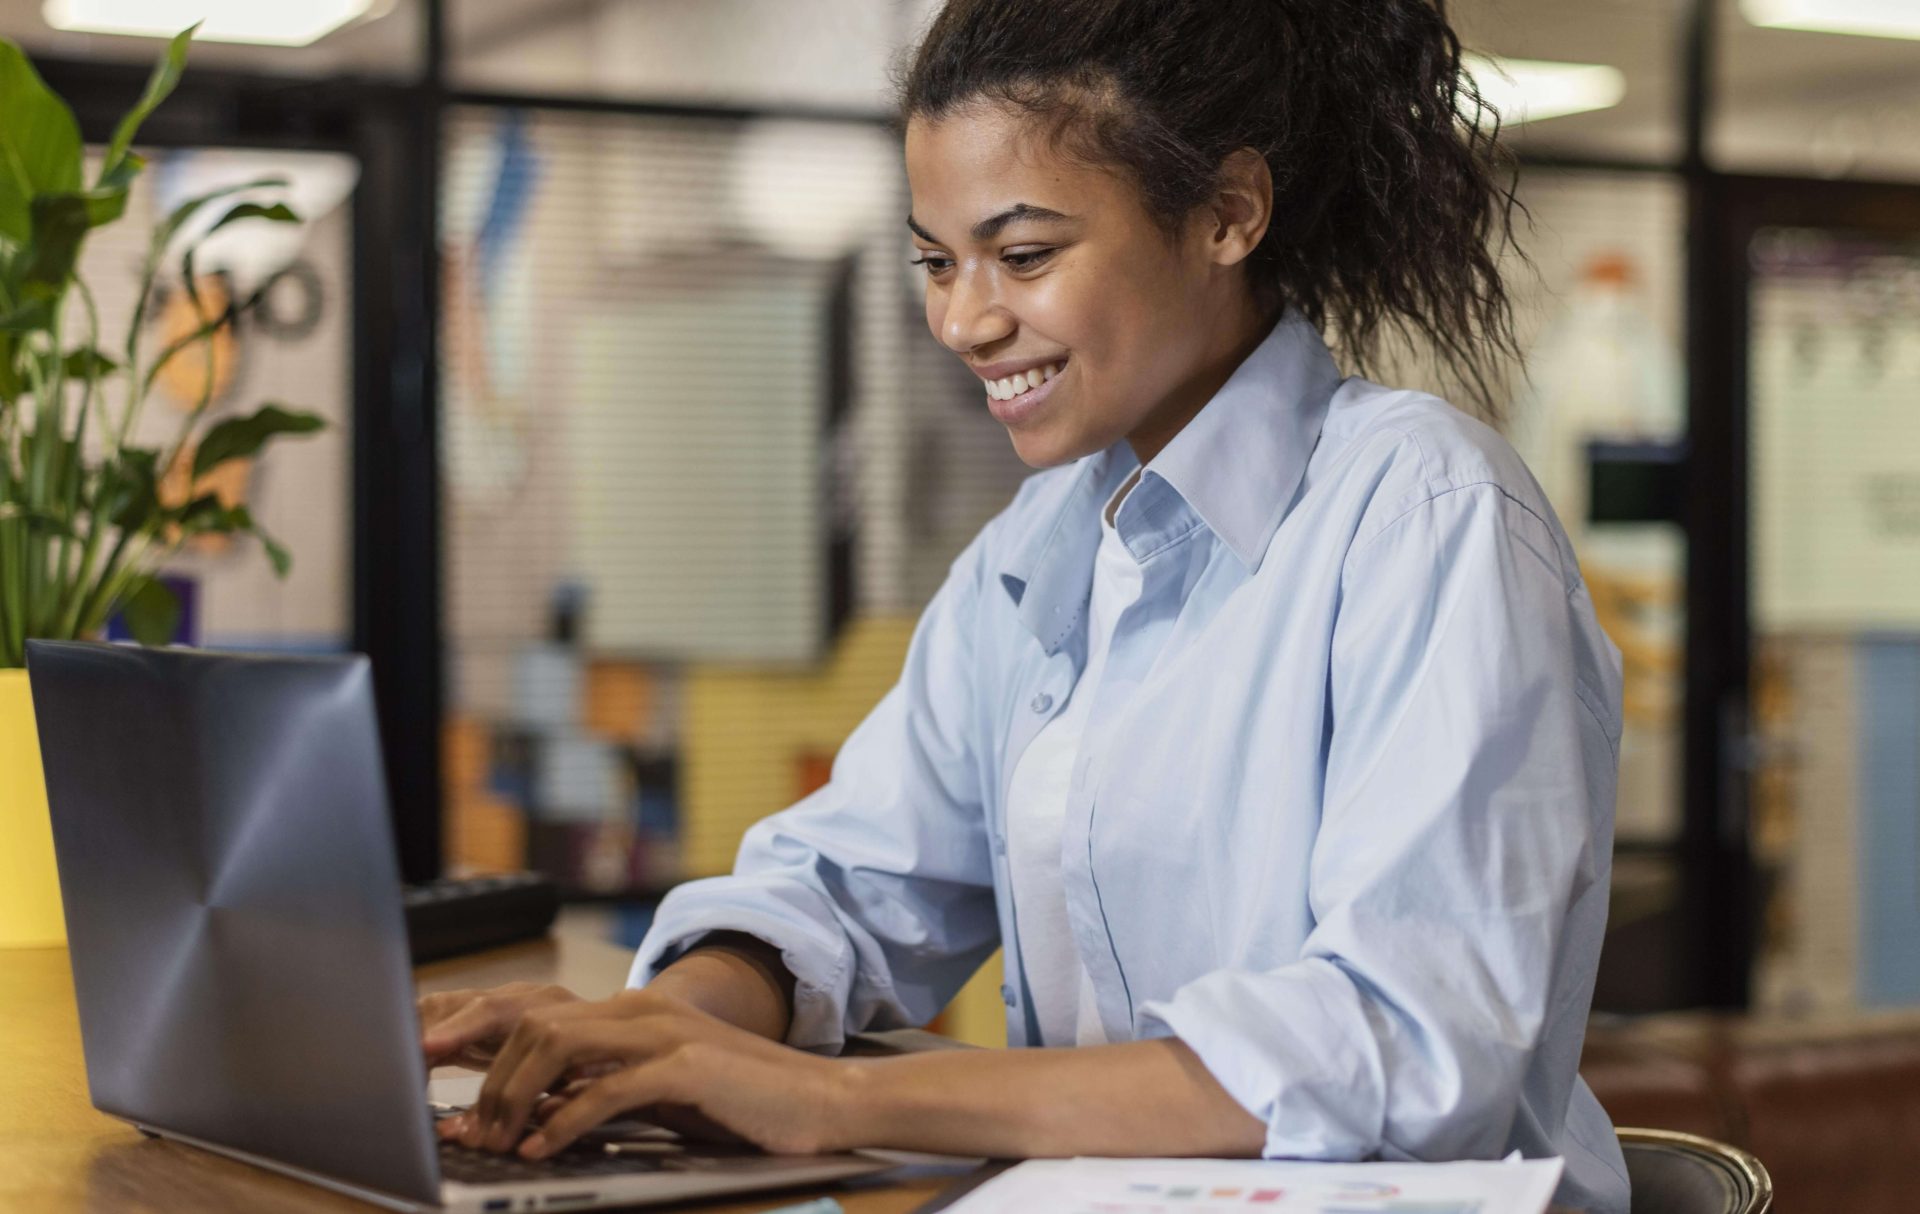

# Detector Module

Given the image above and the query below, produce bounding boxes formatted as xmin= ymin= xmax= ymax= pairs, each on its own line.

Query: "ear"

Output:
xmin=1205 ymin=147 xmax=1273 ymax=268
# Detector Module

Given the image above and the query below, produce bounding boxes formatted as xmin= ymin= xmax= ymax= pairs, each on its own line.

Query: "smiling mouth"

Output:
xmin=982 ymin=359 xmax=1067 ymax=402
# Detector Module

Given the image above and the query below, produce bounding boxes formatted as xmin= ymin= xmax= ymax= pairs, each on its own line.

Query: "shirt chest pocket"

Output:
xmin=1081 ymin=778 xmax=1224 ymax=988
xmin=1083 ymin=725 xmax=1325 ymax=990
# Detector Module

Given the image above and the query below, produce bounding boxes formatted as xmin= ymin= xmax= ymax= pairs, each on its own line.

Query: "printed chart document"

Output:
xmin=939 ymin=1156 xmax=1565 ymax=1214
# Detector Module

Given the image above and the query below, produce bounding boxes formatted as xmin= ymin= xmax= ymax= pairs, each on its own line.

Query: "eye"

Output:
xmin=908 ymin=249 xmax=1056 ymax=275
xmin=1002 ymin=249 xmax=1055 ymax=270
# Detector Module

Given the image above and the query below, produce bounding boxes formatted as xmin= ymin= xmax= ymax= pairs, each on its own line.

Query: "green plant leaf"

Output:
xmin=204 ymin=199 xmax=300 ymax=237
xmin=72 ymin=182 xmax=131 ymax=228
xmin=251 ymin=513 xmax=291 ymax=577
xmin=103 ymin=447 xmax=160 ymax=531
xmin=129 ymin=178 xmax=287 ymax=353
xmin=155 ymin=178 xmax=288 ymax=249
xmin=96 ymin=149 xmax=146 ymax=195
xmin=259 ymin=530 xmax=291 ymax=577
xmin=119 ymin=574 xmax=179 ymax=647
xmin=0 ymin=299 xmax=51 ymax=332
xmin=218 ymin=503 xmax=292 ymax=577
xmin=0 ymin=38 xmax=82 ymax=244
xmin=11 ymin=193 xmax=90 ymax=318
xmin=98 ymin=26 xmax=195 ymax=188
xmin=169 ymin=491 xmax=241 ymax=534
xmin=179 ymin=201 xmax=300 ymax=312
xmin=61 ymin=347 xmax=116 ymax=378
xmin=205 ymin=200 xmax=299 ymax=242
xmin=191 ymin=403 xmax=325 ymax=479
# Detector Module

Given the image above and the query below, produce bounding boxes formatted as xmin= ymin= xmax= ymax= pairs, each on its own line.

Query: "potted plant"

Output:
xmin=0 ymin=25 xmax=327 ymax=946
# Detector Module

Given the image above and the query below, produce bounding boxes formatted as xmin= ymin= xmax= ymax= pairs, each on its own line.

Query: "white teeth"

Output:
xmin=984 ymin=361 xmax=1065 ymax=401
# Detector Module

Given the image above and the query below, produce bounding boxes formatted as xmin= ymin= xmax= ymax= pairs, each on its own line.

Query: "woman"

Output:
xmin=422 ymin=2 xmax=1629 ymax=1210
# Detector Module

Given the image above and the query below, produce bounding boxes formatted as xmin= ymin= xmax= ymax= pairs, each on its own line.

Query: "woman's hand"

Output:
xmin=441 ymin=987 xmax=848 ymax=1159
xmin=418 ymin=981 xmax=585 ymax=1071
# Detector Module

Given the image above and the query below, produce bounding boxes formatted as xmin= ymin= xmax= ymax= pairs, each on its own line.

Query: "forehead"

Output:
xmin=905 ymin=102 xmax=1114 ymax=232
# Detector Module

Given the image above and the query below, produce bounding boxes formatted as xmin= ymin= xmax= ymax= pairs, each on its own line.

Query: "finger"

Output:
xmin=478 ymin=1017 xmax=665 ymax=1152
xmin=467 ymin=997 xmax=656 ymax=1133
xmin=437 ymin=1112 xmax=470 ymax=1140
xmin=421 ymin=996 xmax=513 ymax=1066
xmin=421 ymin=982 xmax=563 ymax=1060
xmin=486 ymin=1014 xmax=684 ymax=1148
xmin=416 ymin=989 xmax=481 ymax=1042
xmin=520 ymin=1064 xmax=681 ymax=1159
xmin=467 ymin=1006 xmax=570 ymax=1142
xmin=535 ymin=1075 xmax=596 ymax=1122
xmin=418 ymin=987 xmax=481 ymax=1017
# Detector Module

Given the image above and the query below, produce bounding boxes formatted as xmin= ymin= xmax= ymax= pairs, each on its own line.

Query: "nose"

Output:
xmin=936 ymin=261 xmax=1013 ymax=355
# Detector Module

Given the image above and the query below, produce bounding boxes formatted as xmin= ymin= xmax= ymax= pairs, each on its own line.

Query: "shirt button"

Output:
xmin=999 ymin=983 xmax=1017 ymax=1007
xmin=1030 ymin=692 xmax=1053 ymax=714
xmin=992 ymin=833 xmax=1007 ymax=856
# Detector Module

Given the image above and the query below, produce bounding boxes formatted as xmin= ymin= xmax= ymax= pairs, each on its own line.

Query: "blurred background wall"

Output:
xmin=7 ymin=0 xmax=1920 ymax=1046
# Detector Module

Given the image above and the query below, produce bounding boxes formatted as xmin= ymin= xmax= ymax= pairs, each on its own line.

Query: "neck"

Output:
xmin=1124 ymin=294 xmax=1281 ymax=467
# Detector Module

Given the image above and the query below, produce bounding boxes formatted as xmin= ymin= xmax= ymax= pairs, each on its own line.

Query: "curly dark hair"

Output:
xmin=890 ymin=0 xmax=1533 ymax=425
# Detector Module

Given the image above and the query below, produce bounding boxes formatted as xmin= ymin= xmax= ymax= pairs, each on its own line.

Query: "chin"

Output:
xmin=1007 ymin=429 xmax=1087 ymax=470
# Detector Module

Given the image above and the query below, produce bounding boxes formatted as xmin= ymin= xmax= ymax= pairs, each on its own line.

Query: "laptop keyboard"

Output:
xmin=438 ymin=1140 xmax=669 ymax=1183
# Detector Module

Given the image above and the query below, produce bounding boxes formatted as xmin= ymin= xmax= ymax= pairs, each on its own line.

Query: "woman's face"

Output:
xmin=904 ymin=100 xmax=1271 ymax=469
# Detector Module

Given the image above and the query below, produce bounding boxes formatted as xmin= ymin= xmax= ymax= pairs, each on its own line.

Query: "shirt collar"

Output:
xmin=996 ymin=307 xmax=1341 ymax=653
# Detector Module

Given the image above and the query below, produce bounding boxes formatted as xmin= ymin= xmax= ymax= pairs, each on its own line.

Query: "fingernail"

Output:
xmin=520 ymin=1132 xmax=547 ymax=1159
xmin=461 ymin=1119 xmax=482 ymax=1148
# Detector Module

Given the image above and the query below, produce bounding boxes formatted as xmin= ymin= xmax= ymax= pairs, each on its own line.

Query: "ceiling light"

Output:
xmin=1462 ymin=53 xmax=1627 ymax=125
xmin=43 ymin=0 xmax=377 ymax=47
xmin=1743 ymin=0 xmax=1920 ymax=40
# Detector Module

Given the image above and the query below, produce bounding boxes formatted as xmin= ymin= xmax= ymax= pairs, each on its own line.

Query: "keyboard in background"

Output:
xmin=404 ymin=872 xmax=561 ymax=964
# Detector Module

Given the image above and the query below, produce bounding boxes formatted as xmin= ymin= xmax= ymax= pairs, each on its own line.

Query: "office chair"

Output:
xmin=1619 ymin=1127 xmax=1772 ymax=1214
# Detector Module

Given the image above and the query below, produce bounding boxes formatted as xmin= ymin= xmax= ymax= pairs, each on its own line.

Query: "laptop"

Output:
xmin=26 ymin=639 xmax=898 ymax=1212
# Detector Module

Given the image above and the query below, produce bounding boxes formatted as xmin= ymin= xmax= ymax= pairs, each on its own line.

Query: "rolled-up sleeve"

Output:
xmin=627 ymin=527 xmax=1002 ymax=1055
xmin=1137 ymin=481 xmax=1608 ymax=1161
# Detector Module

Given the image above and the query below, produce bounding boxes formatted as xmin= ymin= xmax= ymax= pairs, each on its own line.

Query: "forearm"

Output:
xmin=831 ymin=1037 xmax=1266 ymax=1158
xmin=645 ymin=931 xmax=796 ymax=1042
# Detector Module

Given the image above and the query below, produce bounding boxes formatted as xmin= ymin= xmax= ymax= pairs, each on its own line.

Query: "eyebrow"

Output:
xmin=906 ymin=203 xmax=1076 ymax=244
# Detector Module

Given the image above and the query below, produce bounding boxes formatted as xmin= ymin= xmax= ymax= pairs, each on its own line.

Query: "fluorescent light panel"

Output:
xmin=44 ymin=0 xmax=374 ymax=46
xmin=1743 ymin=0 xmax=1920 ymax=40
xmin=1462 ymin=52 xmax=1626 ymax=125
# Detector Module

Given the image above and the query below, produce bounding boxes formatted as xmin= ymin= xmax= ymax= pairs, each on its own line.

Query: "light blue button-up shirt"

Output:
xmin=630 ymin=308 xmax=1630 ymax=1214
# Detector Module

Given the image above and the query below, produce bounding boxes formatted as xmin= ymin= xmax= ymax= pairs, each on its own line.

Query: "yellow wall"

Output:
xmin=680 ymin=617 xmax=1006 ymax=1047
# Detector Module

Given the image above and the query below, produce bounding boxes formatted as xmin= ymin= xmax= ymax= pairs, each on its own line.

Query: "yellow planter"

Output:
xmin=0 ymin=669 xmax=66 ymax=948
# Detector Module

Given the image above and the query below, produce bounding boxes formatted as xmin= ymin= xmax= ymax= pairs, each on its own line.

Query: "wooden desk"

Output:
xmin=0 ymin=921 xmax=959 ymax=1213
xmin=3 ymin=918 xmax=1588 ymax=1214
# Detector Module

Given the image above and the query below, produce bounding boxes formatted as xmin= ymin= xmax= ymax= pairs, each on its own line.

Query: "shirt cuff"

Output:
xmin=627 ymin=877 xmax=858 ymax=1054
xmin=1135 ymin=959 xmax=1386 ymax=1160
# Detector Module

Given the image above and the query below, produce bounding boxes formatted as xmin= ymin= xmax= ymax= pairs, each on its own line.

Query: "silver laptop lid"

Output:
xmin=26 ymin=640 xmax=441 ymax=1206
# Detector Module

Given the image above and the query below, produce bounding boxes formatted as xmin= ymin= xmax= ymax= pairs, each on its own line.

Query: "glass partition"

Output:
xmin=1748 ymin=226 xmax=1920 ymax=1014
